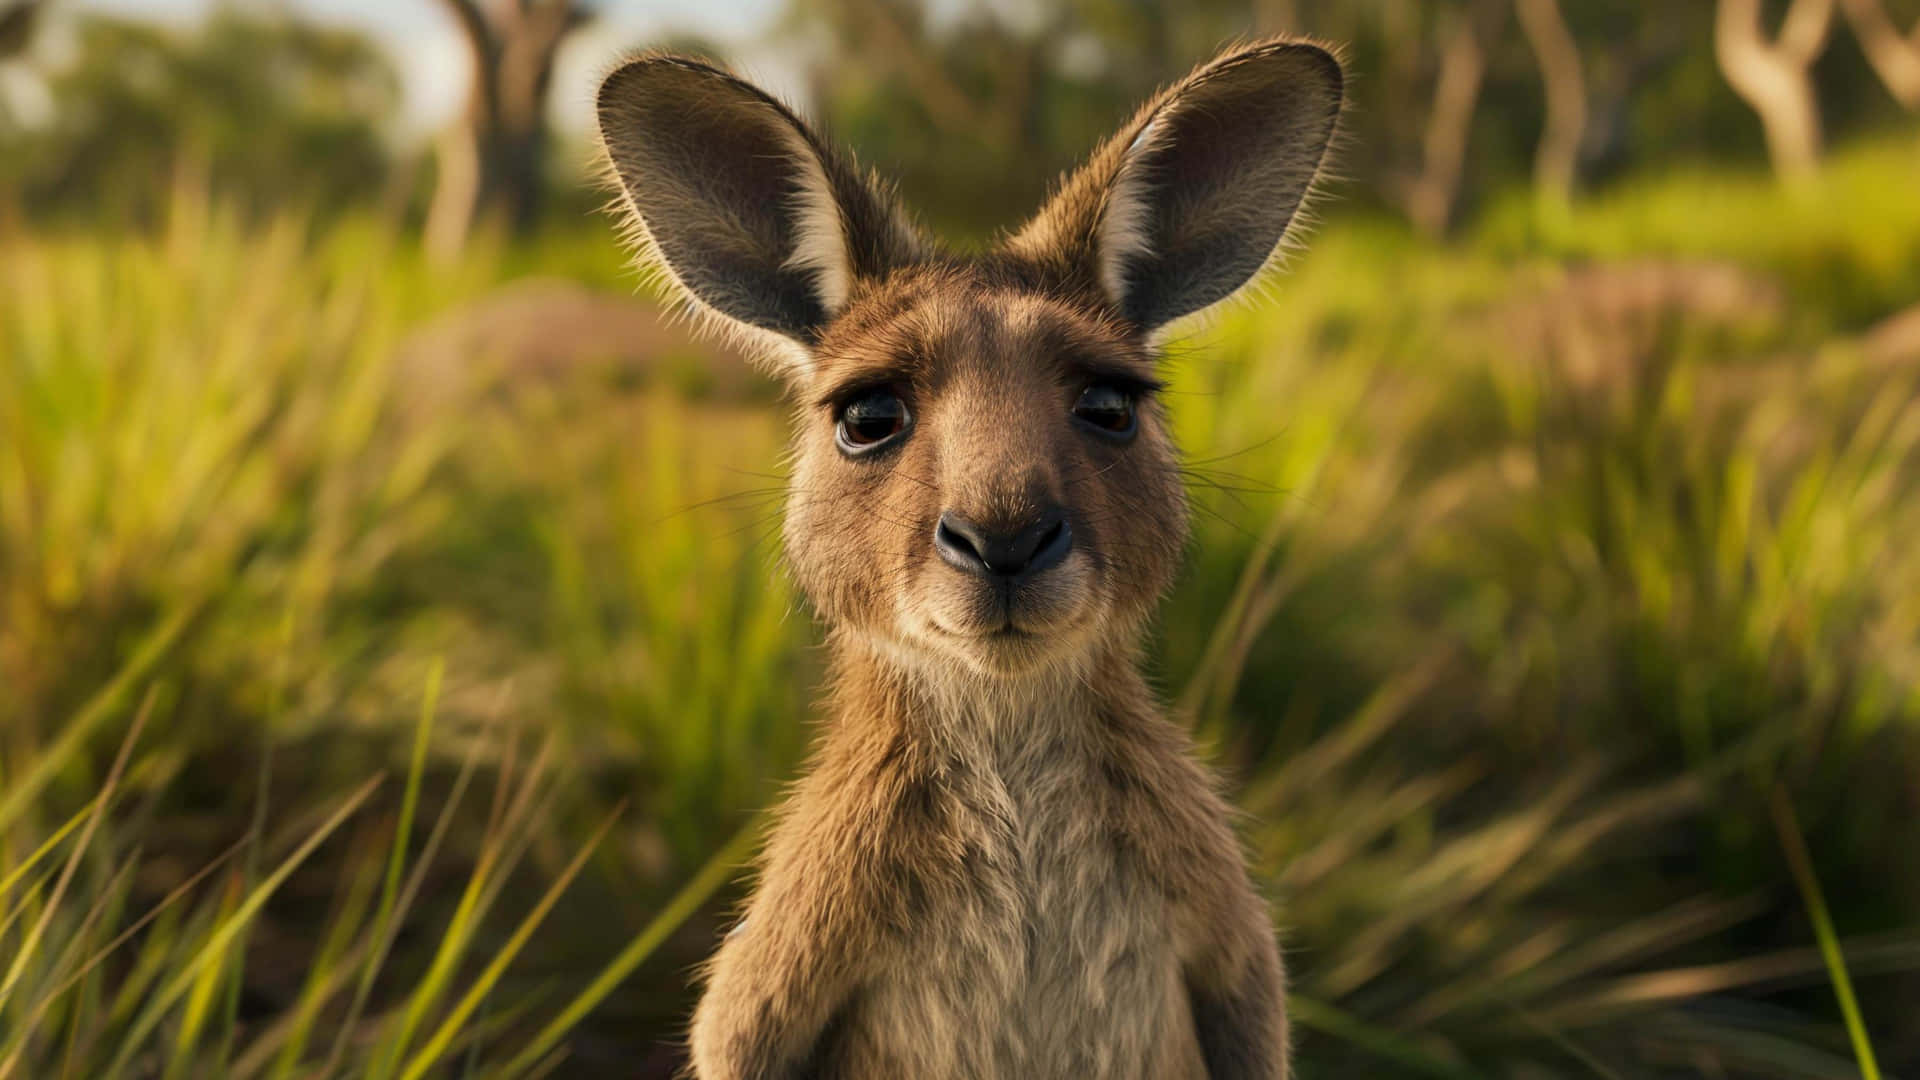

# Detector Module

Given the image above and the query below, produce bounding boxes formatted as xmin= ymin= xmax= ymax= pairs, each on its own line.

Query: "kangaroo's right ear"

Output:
xmin=1008 ymin=39 xmax=1343 ymax=336
xmin=596 ymin=56 xmax=922 ymax=378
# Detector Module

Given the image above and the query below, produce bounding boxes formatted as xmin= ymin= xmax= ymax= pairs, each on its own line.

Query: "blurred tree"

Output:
xmin=1394 ymin=0 xmax=1507 ymax=237
xmin=1715 ymin=0 xmax=1837 ymax=184
xmin=1514 ymin=0 xmax=1585 ymax=215
xmin=0 ymin=7 xmax=398 ymax=225
xmin=783 ymin=0 xmax=1254 ymax=241
xmin=0 ymin=0 xmax=48 ymax=230
xmin=783 ymin=0 xmax=1057 ymax=241
xmin=1252 ymin=0 xmax=1299 ymax=34
xmin=779 ymin=0 xmax=1909 ymax=238
xmin=1842 ymin=0 xmax=1920 ymax=108
xmin=0 ymin=0 xmax=48 ymax=60
xmin=1572 ymin=3 xmax=1696 ymax=182
xmin=424 ymin=0 xmax=594 ymax=261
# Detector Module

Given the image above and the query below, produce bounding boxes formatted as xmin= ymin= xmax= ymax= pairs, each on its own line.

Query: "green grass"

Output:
xmin=1773 ymin=786 xmax=1884 ymax=1080
xmin=3 ymin=137 xmax=1918 ymax=1076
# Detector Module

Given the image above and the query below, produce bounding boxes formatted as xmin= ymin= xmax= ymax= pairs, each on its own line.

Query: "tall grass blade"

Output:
xmin=0 ymin=607 xmax=194 ymax=835
xmin=0 ymin=841 xmax=249 ymax=1078
xmin=0 ymin=689 xmax=156 ymax=1004
xmin=397 ymin=804 xmax=627 ymax=1080
xmin=0 ymin=803 xmax=94 ymax=904
xmin=324 ymin=657 xmax=444 ymax=1074
xmin=1771 ymin=786 xmax=1884 ymax=1080
xmin=485 ymin=813 xmax=764 ymax=1079
xmin=99 ymin=775 xmax=383 ymax=1078
xmin=1288 ymin=994 xmax=1484 ymax=1080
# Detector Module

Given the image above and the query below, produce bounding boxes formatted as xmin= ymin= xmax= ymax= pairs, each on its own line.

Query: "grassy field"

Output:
xmin=3 ymin=138 xmax=1920 ymax=1077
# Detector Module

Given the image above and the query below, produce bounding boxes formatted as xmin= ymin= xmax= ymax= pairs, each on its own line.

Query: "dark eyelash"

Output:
xmin=818 ymin=379 xmax=908 ymax=412
xmin=1080 ymin=371 xmax=1166 ymax=398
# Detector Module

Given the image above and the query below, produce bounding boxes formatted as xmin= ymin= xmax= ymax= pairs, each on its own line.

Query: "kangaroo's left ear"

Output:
xmin=596 ymin=54 xmax=923 ymax=378
xmin=1008 ymin=39 xmax=1344 ymax=334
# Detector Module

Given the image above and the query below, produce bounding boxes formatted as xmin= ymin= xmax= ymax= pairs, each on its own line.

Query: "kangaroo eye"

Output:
xmin=836 ymin=388 xmax=911 ymax=454
xmin=1073 ymin=383 xmax=1137 ymax=438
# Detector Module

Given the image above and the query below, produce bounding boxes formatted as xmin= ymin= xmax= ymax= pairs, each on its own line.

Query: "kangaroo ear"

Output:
xmin=596 ymin=56 xmax=920 ymax=377
xmin=1010 ymin=40 xmax=1343 ymax=334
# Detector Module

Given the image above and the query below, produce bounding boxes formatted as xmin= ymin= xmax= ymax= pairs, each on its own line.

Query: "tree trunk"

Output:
xmin=1714 ymin=0 xmax=1836 ymax=187
xmin=494 ymin=0 xmax=573 ymax=229
xmin=0 ymin=0 xmax=48 ymax=60
xmin=0 ymin=0 xmax=50 ymax=234
xmin=425 ymin=0 xmax=583 ymax=262
xmin=1515 ymin=0 xmax=1587 ymax=215
xmin=424 ymin=112 xmax=483 ymax=263
xmin=1254 ymin=0 xmax=1302 ymax=34
xmin=1401 ymin=1 xmax=1504 ymax=238
xmin=1840 ymin=0 xmax=1920 ymax=109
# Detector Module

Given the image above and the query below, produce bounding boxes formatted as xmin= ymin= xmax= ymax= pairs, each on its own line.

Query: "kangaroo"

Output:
xmin=595 ymin=37 xmax=1343 ymax=1080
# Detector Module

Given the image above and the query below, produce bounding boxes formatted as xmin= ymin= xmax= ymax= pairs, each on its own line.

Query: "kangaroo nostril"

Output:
xmin=934 ymin=509 xmax=1072 ymax=581
xmin=935 ymin=515 xmax=986 ymax=569
xmin=1027 ymin=518 xmax=1072 ymax=576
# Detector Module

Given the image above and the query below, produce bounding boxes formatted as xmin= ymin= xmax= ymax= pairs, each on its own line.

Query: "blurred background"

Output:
xmin=2 ymin=0 xmax=1919 ymax=1076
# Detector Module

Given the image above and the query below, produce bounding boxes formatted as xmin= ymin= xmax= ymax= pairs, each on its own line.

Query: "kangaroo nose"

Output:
xmin=935 ymin=509 xmax=1073 ymax=581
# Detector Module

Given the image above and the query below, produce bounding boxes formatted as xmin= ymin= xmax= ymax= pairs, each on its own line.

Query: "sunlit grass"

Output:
xmin=0 ymin=656 xmax=743 ymax=1077
xmin=1773 ymin=787 xmax=1885 ymax=1080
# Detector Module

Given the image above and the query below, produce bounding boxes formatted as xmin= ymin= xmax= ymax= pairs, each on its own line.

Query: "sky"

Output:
xmin=69 ymin=0 xmax=796 ymax=135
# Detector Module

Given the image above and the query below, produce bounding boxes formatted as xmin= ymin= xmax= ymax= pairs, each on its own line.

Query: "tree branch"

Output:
xmin=1399 ymin=0 xmax=1504 ymax=237
xmin=1840 ymin=0 xmax=1920 ymax=108
xmin=830 ymin=0 xmax=993 ymax=138
xmin=436 ymin=0 xmax=499 ymax=122
xmin=1715 ymin=0 xmax=1834 ymax=183
xmin=1780 ymin=0 xmax=1837 ymax=63
xmin=496 ymin=0 xmax=585 ymax=127
xmin=0 ymin=0 xmax=51 ymax=61
xmin=438 ymin=0 xmax=495 ymax=60
xmin=1516 ymin=0 xmax=1588 ymax=210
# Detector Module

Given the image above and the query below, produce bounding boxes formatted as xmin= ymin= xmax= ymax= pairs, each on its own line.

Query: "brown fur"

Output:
xmin=596 ymin=37 xmax=1344 ymax=1080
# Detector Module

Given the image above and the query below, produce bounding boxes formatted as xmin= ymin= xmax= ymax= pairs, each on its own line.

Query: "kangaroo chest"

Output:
xmin=828 ymin=730 xmax=1207 ymax=1079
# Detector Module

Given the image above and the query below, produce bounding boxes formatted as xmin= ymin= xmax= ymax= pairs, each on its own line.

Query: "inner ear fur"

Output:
xmin=1007 ymin=38 xmax=1345 ymax=333
xmin=596 ymin=55 xmax=922 ymax=368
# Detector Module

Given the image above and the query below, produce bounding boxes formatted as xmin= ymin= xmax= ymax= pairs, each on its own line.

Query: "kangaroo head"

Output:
xmin=597 ymin=41 xmax=1342 ymax=680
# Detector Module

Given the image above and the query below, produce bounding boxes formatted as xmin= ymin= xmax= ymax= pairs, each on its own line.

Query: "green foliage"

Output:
xmin=0 ymin=8 xmax=400 ymax=225
xmin=4 ymin=0 xmax=1913 ymax=245
xmin=0 ymin=657 xmax=745 ymax=1078
xmin=789 ymin=0 xmax=1920 ymax=237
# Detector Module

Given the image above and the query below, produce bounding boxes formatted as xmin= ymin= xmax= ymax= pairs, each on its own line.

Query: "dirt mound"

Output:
xmin=1862 ymin=301 xmax=1920 ymax=362
xmin=1488 ymin=259 xmax=1786 ymax=392
xmin=393 ymin=277 xmax=772 ymax=408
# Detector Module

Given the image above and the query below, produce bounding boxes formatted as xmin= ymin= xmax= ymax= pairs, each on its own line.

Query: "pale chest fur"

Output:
xmin=819 ymin=717 xmax=1208 ymax=1079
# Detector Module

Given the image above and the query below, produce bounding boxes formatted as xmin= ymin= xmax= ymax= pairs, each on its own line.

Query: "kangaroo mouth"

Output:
xmin=929 ymin=618 xmax=1038 ymax=641
xmin=925 ymin=600 xmax=1094 ymax=650
xmin=911 ymin=547 xmax=1100 ymax=666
